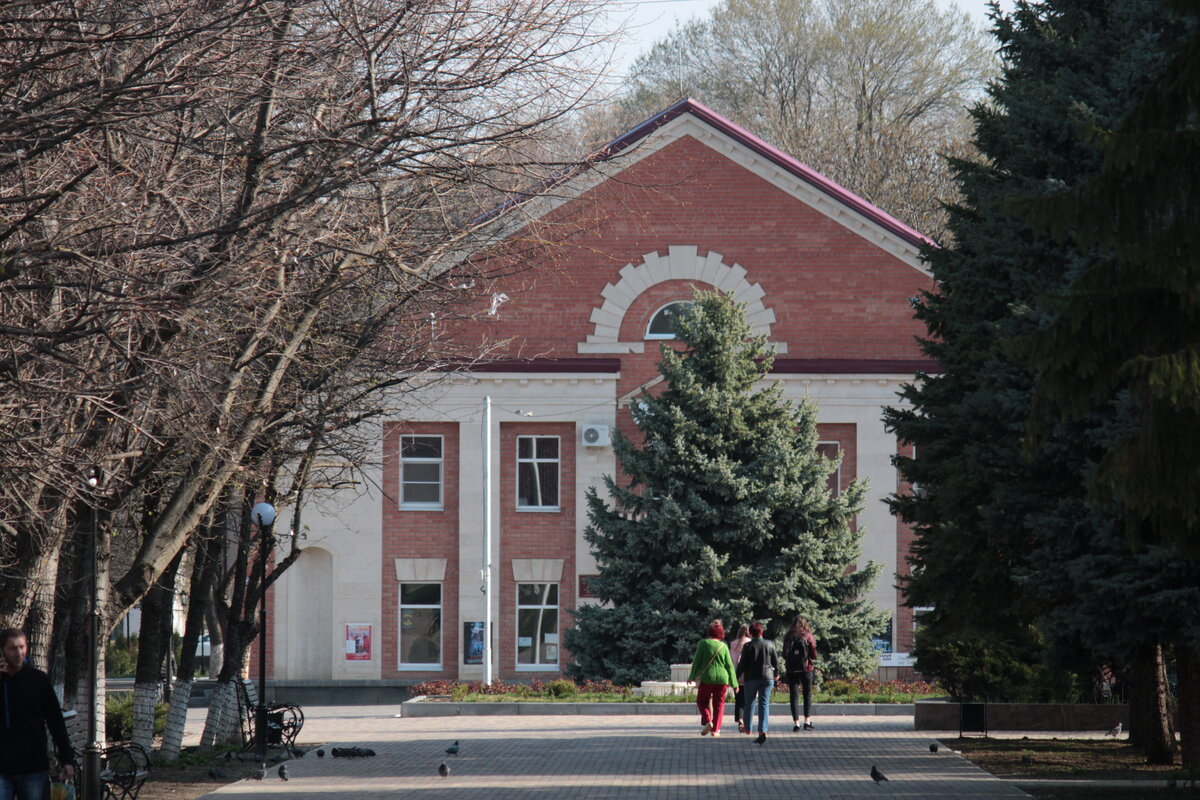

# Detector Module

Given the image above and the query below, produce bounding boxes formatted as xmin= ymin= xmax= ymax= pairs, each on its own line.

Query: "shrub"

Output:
xmin=105 ymin=696 xmax=167 ymax=742
xmin=546 ymin=679 xmax=578 ymax=699
xmin=823 ymin=679 xmax=854 ymax=696
xmin=410 ymin=680 xmax=457 ymax=696
xmin=105 ymin=635 xmax=138 ymax=678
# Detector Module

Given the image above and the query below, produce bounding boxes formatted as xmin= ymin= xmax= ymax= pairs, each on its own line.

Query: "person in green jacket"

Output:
xmin=688 ymin=620 xmax=738 ymax=736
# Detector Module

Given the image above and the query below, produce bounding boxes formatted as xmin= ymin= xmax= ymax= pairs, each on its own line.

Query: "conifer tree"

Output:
xmin=565 ymin=291 xmax=886 ymax=684
xmin=1013 ymin=1 xmax=1200 ymax=767
xmin=883 ymin=0 xmax=1189 ymax=760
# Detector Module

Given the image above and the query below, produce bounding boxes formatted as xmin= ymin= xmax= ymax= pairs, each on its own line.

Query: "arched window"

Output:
xmin=645 ymin=301 xmax=694 ymax=339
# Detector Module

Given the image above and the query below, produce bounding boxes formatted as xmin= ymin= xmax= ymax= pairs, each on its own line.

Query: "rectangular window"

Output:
xmin=911 ymin=606 xmax=934 ymax=651
xmin=400 ymin=435 xmax=442 ymax=509
xmin=817 ymin=441 xmax=841 ymax=497
xmin=516 ymin=436 xmax=559 ymax=510
xmin=399 ymin=583 xmax=442 ymax=667
xmin=516 ymin=583 xmax=559 ymax=668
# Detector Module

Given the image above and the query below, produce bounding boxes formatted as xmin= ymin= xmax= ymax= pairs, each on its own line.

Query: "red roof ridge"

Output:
xmin=589 ymin=98 xmax=935 ymax=250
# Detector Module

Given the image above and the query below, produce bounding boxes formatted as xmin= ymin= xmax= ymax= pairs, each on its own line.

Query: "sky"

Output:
xmin=607 ymin=0 xmax=1008 ymax=77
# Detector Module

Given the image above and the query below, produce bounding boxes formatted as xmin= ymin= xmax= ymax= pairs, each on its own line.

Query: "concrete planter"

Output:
xmin=914 ymin=698 xmax=1128 ymax=732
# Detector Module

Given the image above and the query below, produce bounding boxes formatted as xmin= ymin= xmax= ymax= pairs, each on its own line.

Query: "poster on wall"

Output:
xmin=345 ymin=623 xmax=372 ymax=661
xmin=463 ymin=621 xmax=486 ymax=665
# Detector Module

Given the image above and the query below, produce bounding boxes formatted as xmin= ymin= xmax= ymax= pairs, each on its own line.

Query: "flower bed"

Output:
xmin=411 ymin=677 xmax=942 ymax=704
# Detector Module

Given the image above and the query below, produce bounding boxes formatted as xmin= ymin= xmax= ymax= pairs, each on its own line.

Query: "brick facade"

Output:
xmin=281 ymin=100 xmax=936 ymax=682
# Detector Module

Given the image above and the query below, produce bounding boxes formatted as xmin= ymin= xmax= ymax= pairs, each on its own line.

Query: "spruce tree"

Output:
xmin=565 ymin=291 xmax=886 ymax=684
xmin=1013 ymin=2 xmax=1200 ymax=766
xmin=883 ymin=0 xmax=1185 ymax=719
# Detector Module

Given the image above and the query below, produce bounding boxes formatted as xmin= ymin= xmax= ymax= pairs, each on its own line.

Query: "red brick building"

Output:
xmin=273 ymin=99 xmax=935 ymax=683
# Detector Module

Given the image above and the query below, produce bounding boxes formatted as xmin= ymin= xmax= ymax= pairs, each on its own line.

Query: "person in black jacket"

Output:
xmin=0 ymin=628 xmax=76 ymax=800
xmin=734 ymin=622 xmax=780 ymax=744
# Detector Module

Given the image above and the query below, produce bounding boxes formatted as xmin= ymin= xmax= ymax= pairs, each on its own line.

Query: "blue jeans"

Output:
xmin=744 ymin=678 xmax=773 ymax=734
xmin=0 ymin=773 xmax=50 ymax=800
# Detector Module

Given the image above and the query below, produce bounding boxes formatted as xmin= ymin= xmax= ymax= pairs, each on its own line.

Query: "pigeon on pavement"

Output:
xmin=929 ymin=742 xmax=939 ymax=753
xmin=207 ymin=767 xmax=226 ymax=780
xmin=278 ymin=764 xmax=289 ymax=781
xmin=870 ymin=765 xmax=889 ymax=784
xmin=1106 ymin=722 xmax=1122 ymax=738
xmin=438 ymin=762 xmax=450 ymax=778
xmin=253 ymin=767 xmax=265 ymax=782
xmin=316 ymin=748 xmax=325 ymax=758
xmin=446 ymin=740 xmax=460 ymax=756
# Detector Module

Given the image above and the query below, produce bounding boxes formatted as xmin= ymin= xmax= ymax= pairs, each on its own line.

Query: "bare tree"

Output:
xmin=0 ymin=0 xmax=613 ymax=725
xmin=603 ymin=0 xmax=995 ymax=240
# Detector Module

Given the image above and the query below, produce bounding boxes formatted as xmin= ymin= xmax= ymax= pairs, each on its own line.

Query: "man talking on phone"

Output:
xmin=0 ymin=628 xmax=76 ymax=800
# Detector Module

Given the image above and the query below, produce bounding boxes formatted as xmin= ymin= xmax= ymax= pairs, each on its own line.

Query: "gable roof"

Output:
xmin=591 ymin=98 xmax=935 ymax=250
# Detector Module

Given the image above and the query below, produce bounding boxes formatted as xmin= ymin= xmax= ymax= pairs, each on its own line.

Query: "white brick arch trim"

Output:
xmin=577 ymin=245 xmax=784 ymax=354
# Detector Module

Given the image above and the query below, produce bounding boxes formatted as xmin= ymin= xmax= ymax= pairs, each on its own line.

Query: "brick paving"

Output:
xmin=184 ymin=706 xmax=1034 ymax=799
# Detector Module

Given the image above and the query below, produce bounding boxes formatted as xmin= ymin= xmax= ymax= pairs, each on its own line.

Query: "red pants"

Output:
xmin=696 ymin=683 xmax=728 ymax=732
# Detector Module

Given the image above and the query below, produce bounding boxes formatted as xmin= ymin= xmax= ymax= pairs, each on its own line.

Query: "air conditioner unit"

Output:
xmin=580 ymin=424 xmax=611 ymax=447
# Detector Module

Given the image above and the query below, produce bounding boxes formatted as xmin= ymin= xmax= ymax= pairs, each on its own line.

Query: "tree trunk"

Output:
xmin=161 ymin=524 xmax=223 ymax=761
xmin=25 ymin=546 xmax=62 ymax=673
xmin=1177 ymin=643 xmax=1200 ymax=769
xmin=199 ymin=628 xmax=253 ymax=751
xmin=1128 ymin=643 xmax=1176 ymax=765
xmin=131 ymin=550 xmax=183 ymax=749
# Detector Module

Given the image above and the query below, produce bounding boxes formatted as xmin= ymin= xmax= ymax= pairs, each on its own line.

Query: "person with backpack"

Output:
xmin=782 ymin=615 xmax=818 ymax=731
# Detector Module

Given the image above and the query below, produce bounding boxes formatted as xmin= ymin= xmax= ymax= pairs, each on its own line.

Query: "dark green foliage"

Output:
xmin=884 ymin=0 xmax=1185 ymax=699
xmin=566 ymin=291 xmax=886 ymax=684
xmin=1012 ymin=3 xmax=1200 ymax=557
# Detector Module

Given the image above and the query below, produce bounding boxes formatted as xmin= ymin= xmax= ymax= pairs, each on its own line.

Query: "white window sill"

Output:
xmin=397 ymin=663 xmax=442 ymax=671
xmin=400 ymin=505 xmax=444 ymax=511
xmin=515 ymin=664 xmax=560 ymax=672
xmin=516 ymin=506 xmax=560 ymax=513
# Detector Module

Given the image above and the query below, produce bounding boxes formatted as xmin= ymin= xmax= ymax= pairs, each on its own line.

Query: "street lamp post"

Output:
xmin=83 ymin=468 xmax=102 ymax=800
xmin=250 ymin=502 xmax=276 ymax=765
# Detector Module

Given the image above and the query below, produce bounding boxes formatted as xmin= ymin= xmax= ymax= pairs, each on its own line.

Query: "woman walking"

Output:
xmin=688 ymin=620 xmax=738 ymax=737
xmin=735 ymin=622 xmax=780 ymax=744
xmin=729 ymin=624 xmax=752 ymax=733
xmin=782 ymin=615 xmax=818 ymax=731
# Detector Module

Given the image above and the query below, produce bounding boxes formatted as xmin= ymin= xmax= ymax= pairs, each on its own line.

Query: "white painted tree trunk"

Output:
xmin=158 ymin=678 xmax=193 ymax=761
xmin=199 ymin=680 xmax=240 ymax=750
xmin=78 ymin=670 xmax=107 ymax=746
xmin=210 ymin=643 xmax=223 ymax=677
xmin=131 ymin=681 xmax=159 ymax=750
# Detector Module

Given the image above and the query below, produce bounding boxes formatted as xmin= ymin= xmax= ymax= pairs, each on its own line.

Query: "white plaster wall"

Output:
xmin=274 ymin=424 xmax=384 ymax=680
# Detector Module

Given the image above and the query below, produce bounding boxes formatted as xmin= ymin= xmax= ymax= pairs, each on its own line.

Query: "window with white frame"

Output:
xmin=517 ymin=583 xmax=559 ymax=667
xmin=816 ymin=441 xmax=841 ymax=497
xmin=399 ymin=583 xmax=442 ymax=667
xmin=517 ymin=436 xmax=559 ymax=510
xmin=911 ymin=606 xmax=934 ymax=651
xmin=400 ymin=435 xmax=442 ymax=509
xmin=645 ymin=301 xmax=694 ymax=339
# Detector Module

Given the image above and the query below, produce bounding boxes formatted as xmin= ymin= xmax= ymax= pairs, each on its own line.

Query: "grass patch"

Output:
xmin=1025 ymin=791 xmax=1200 ymax=800
xmin=948 ymin=736 xmax=1189 ymax=781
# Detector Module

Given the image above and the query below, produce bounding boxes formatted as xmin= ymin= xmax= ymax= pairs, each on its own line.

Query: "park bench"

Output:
xmin=235 ymin=678 xmax=304 ymax=757
xmin=59 ymin=710 xmax=151 ymax=800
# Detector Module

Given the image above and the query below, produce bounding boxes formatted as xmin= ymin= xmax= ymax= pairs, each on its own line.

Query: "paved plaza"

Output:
xmin=185 ymin=706 xmax=1036 ymax=799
